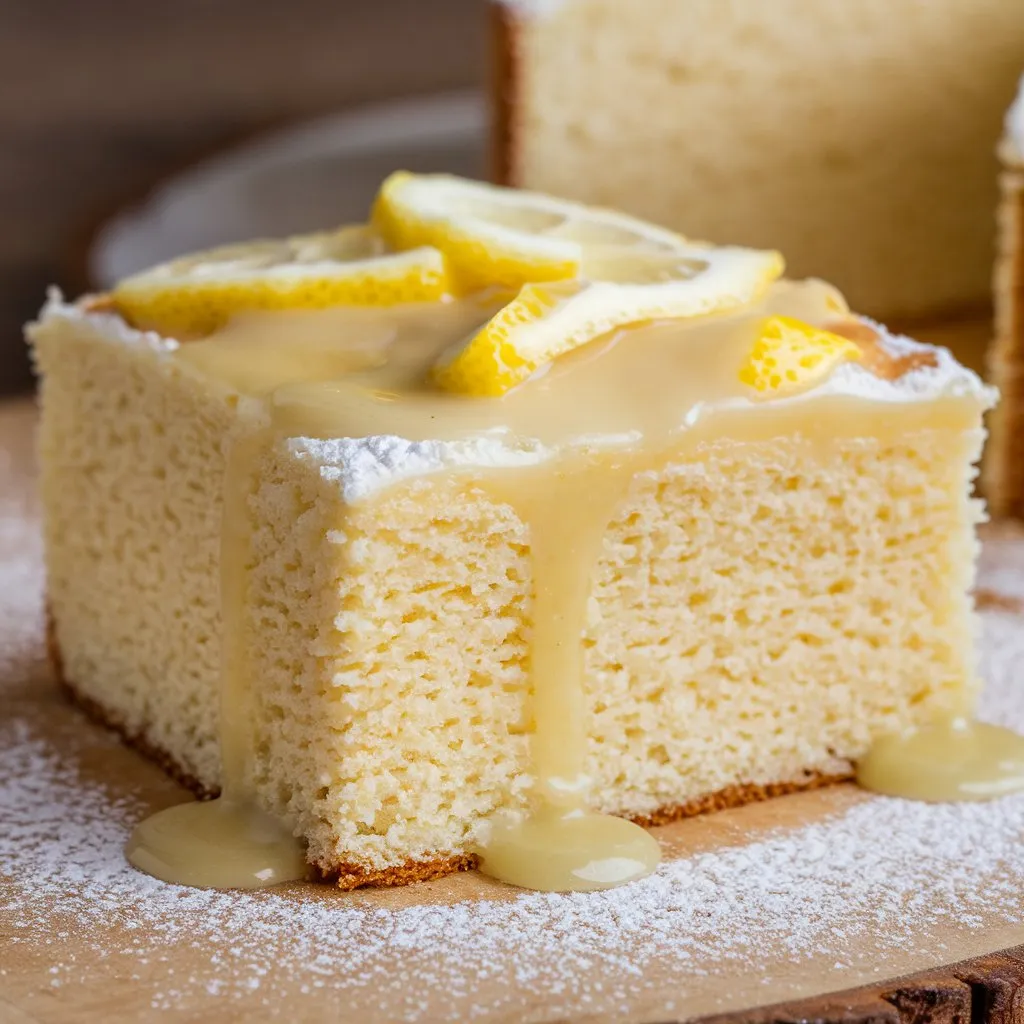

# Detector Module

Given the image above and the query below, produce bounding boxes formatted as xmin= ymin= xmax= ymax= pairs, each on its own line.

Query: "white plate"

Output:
xmin=88 ymin=91 xmax=486 ymax=289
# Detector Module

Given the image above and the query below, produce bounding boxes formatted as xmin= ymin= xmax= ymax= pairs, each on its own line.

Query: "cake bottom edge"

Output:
xmin=48 ymin=614 xmax=852 ymax=890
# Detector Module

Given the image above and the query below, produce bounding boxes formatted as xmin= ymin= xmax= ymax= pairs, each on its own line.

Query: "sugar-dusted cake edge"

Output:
xmin=46 ymin=610 xmax=851 ymax=889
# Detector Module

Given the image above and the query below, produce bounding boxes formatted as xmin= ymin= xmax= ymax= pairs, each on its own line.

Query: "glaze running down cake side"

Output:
xmin=27 ymin=173 xmax=1010 ymax=891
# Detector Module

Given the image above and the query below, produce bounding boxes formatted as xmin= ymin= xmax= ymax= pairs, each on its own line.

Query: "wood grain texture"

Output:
xmin=0 ymin=0 xmax=482 ymax=394
xmin=698 ymin=947 xmax=1024 ymax=1024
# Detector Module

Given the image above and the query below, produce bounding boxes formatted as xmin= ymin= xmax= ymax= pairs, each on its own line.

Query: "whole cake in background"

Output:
xmin=494 ymin=5 xmax=1024 ymax=521
xmin=491 ymin=0 xmax=1024 ymax=322
xmin=987 ymin=75 xmax=1024 ymax=519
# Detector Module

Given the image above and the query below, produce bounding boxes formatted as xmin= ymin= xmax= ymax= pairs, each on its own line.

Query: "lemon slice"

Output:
xmin=112 ymin=225 xmax=449 ymax=337
xmin=433 ymin=246 xmax=785 ymax=397
xmin=739 ymin=316 xmax=863 ymax=395
xmin=372 ymin=171 xmax=694 ymax=293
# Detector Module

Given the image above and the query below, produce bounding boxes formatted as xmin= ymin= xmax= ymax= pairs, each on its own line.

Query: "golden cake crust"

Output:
xmin=47 ymin=609 xmax=851 ymax=890
xmin=986 ymin=164 xmax=1024 ymax=520
xmin=489 ymin=3 xmax=520 ymax=185
xmin=47 ymin=614 xmax=219 ymax=800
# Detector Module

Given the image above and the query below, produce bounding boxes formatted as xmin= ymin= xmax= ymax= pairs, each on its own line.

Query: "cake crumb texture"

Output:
xmin=279 ymin=430 xmax=982 ymax=875
xmin=497 ymin=0 xmax=1024 ymax=319
xmin=31 ymin=309 xmax=235 ymax=788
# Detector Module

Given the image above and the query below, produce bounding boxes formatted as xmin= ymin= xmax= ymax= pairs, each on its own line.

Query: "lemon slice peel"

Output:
xmin=112 ymin=225 xmax=450 ymax=337
xmin=372 ymin=171 xmax=696 ymax=294
xmin=739 ymin=316 xmax=863 ymax=395
xmin=433 ymin=247 xmax=785 ymax=397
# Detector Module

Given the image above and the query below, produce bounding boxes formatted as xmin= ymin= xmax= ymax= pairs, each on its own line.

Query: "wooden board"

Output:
xmin=3 ymin=341 xmax=1024 ymax=1022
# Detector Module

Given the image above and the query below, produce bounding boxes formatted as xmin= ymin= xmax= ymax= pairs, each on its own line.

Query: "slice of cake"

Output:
xmin=986 ymin=75 xmax=1024 ymax=519
xmin=492 ymin=0 xmax=1024 ymax=321
xmin=30 ymin=174 xmax=997 ymax=890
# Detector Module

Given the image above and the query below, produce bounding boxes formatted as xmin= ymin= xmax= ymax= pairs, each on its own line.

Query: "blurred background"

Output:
xmin=2 ymin=0 xmax=483 ymax=394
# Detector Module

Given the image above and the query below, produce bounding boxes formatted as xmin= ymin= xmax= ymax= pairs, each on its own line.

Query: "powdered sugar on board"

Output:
xmin=4 ymin=396 xmax=1024 ymax=1021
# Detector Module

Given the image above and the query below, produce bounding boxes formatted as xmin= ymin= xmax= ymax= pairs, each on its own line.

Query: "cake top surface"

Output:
xmin=33 ymin=171 xmax=997 ymax=500
xmin=38 ymin=288 xmax=994 ymax=502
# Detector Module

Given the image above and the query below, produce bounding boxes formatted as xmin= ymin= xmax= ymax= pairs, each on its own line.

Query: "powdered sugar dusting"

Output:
xmin=979 ymin=522 xmax=1024 ymax=602
xmin=8 ymin=613 xmax=1024 ymax=1019
xmin=291 ymin=434 xmax=547 ymax=503
xmin=811 ymin=317 xmax=995 ymax=406
xmin=31 ymin=288 xmax=179 ymax=355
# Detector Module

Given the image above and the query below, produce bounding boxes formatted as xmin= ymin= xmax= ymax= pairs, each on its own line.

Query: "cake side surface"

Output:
xmin=29 ymin=299 xmax=245 ymax=790
xmin=273 ymin=424 xmax=983 ymax=877
xmin=495 ymin=0 xmax=1024 ymax=319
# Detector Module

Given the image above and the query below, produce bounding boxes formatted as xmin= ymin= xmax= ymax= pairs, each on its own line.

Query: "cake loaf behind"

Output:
xmin=493 ymin=0 xmax=1024 ymax=321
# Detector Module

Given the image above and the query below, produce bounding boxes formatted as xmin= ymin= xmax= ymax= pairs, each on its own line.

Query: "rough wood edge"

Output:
xmin=694 ymin=945 xmax=1024 ymax=1024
